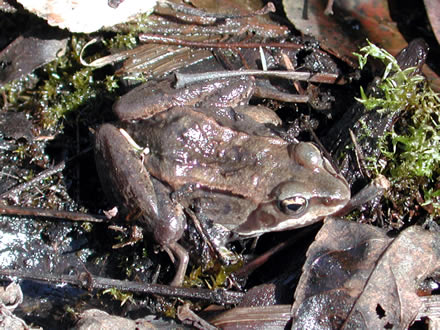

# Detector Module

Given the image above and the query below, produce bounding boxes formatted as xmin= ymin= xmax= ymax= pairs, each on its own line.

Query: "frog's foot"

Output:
xmin=166 ymin=242 xmax=189 ymax=287
xmin=111 ymin=225 xmax=143 ymax=249
xmin=170 ymin=183 xmax=197 ymax=204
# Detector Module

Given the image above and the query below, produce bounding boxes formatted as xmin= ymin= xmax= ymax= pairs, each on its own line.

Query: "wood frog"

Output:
xmin=95 ymin=76 xmax=350 ymax=286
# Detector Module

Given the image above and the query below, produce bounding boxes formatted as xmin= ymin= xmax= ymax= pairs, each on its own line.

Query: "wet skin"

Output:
xmin=95 ymin=76 xmax=351 ymax=286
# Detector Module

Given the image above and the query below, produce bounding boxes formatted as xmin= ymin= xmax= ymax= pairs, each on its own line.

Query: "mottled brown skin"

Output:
xmin=95 ymin=77 xmax=350 ymax=286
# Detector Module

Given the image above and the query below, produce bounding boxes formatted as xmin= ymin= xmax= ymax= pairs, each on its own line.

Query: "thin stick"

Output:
xmin=0 ymin=161 xmax=66 ymax=200
xmin=0 ymin=205 xmax=107 ymax=222
xmin=175 ymin=70 xmax=340 ymax=88
xmin=139 ymin=34 xmax=305 ymax=51
xmin=349 ymin=128 xmax=370 ymax=178
xmin=234 ymin=225 xmax=318 ymax=278
xmin=333 ymin=175 xmax=390 ymax=216
xmin=1 ymin=146 xmax=92 ymax=202
xmin=0 ymin=269 xmax=244 ymax=305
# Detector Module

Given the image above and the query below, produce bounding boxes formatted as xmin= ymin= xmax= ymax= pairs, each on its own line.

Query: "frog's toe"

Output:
xmin=167 ymin=242 xmax=189 ymax=287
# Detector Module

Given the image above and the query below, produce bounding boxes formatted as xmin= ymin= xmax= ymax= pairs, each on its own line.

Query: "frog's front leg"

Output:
xmin=95 ymin=124 xmax=188 ymax=286
xmin=113 ymin=76 xmax=255 ymax=121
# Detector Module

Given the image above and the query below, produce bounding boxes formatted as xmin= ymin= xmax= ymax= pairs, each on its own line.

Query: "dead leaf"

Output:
xmin=206 ymin=283 xmax=294 ymax=328
xmin=0 ymin=33 xmax=67 ymax=86
xmin=424 ymin=0 xmax=440 ymax=45
xmin=210 ymin=305 xmax=291 ymax=329
xmin=17 ymin=0 xmax=156 ymax=33
xmin=282 ymin=0 xmax=359 ymax=66
xmin=338 ymin=0 xmax=440 ymax=90
xmin=0 ymin=283 xmax=23 ymax=311
xmin=337 ymin=0 xmax=404 ymax=54
xmin=0 ymin=112 xmax=34 ymax=141
xmin=0 ymin=283 xmax=28 ymax=330
xmin=74 ymin=309 xmax=154 ymax=329
xmin=118 ymin=37 xmax=214 ymax=78
xmin=282 ymin=0 xmax=440 ymax=90
xmin=292 ymin=218 xmax=440 ymax=329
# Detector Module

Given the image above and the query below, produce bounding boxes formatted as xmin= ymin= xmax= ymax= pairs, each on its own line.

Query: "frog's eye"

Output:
xmin=278 ymin=196 xmax=308 ymax=215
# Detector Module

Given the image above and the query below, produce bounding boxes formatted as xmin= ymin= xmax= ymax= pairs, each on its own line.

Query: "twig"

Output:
xmin=0 ymin=161 xmax=66 ymax=201
xmin=234 ymin=225 xmax=319 ymax=278
xmin=80 ymin=38 xmax=131 ymax=68
xmin=139 ymin=34 xmax=307 ymax=51
xmin=175 ymin=70 xmax=340 ymax=88
xmin=349 ymin=129 xmax=370 ymax=179
xmin=1 ymin=147 xmax=92 ymax=202
xmin=185 ymin=209 xmax=226 ymax=264
xmin=333 ymin=175 xmax=390 ymax=216
xmin=0 ymin=205 xmax=107 ymax=222
xmin=0 ymin=269 xmax=244 ymax=305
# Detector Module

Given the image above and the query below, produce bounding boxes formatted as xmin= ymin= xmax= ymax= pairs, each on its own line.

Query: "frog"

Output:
xmin=94 ymin=75 xmax=351 ymax=286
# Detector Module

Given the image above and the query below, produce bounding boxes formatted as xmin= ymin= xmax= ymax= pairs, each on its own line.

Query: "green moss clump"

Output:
xmin=102 ymin=288 xmax=134 ymax=306
xmin=0 ymin=11 xmax=162 ymax=133
xmin=355 ymin=41 xmax=425 ymax=114
xmin=355 ymin=41 xmax=440 ymax=216
xmin=38 ymin=36 xmax=119 ymax=129
xmin=184 ymin=258 xmax=243 ymax=289
xmin=0 ymin=35 xmax=120 ymax=133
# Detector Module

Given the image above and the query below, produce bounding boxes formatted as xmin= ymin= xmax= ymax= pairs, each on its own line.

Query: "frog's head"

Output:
xmin=235 ymin=142 xmax=350 ymax=236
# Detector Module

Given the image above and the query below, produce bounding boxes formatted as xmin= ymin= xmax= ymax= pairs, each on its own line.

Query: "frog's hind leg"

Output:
xmin=95 ymin=123 xmax=189 ymax=286
xmin=163 ymin=242 xmax=189 ymax=287
xmin=95 ymin=123 xmax=159 ymax=218
xmin=150 ymin=179 xmax=188 ymax=286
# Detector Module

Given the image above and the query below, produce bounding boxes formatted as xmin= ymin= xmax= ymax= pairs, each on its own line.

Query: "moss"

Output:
xmin=0 ymin=10 xmax=162 ymax=136
xmin=355 ymin=41 xmax=424 ymax=115
xmin=355 ymin=42 xmax=440 ymax=217
xmin=184 ymin=257 xmax=243 ymax=289
xmin=103 ymin=12 xmax=157 ymax=50
xmin=102 ymin=288 xmax=134 ymax=306
xmin=104 ymin=33 xmax=138 ymax=50
xmin=163 ymin=304 xmax=177 ymax=318
xmin=0 ymin=36 xmax=120 ymax=135
xmin=37 ymin=36 xmax=119 ymax=129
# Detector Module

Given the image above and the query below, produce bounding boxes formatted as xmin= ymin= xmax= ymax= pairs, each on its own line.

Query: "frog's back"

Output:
xmin=125 ymin=107 xmax=290 ymax=199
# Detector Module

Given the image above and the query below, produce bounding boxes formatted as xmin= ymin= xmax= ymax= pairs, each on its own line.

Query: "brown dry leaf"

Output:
xmin=424 ymin=0 xmax=440 ymax=45
xmin=0 ymin=33 xmax=67 ymax=86
xmin=283 ymin=0 xmax=407 ymax=63
xmin=74 ymin=309 xmax=156 ymax=329
xmin=209 ymin=305 xmax=291 ymax=329
xmin=337 ymin=0 xmax=405 ymax=55
xmin=291 ymin=218 xmax=440 ymax=329
xmin=282 ymin=0 xmax=359 ymax=66
xmin=283 ymin=0 xmax=440 ymax=90
xmin=17 ymin=0 xmax=156 ymax=33
xmin=208 ymin=283 xmax=293 ymax=328
xmin=337 ymin=0 xmax=440 ymax=90
xmin=188 ymin=0 xmax=263 ymax=14
xmin=189 ymin=0 xmax=287 ymax=36
xmin=118 ymin=35 xmax=215 ymax=78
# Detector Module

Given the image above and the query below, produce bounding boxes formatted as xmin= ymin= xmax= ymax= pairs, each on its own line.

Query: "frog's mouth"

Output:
xmin=235 ymin=197 xmax=347 ymax=237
